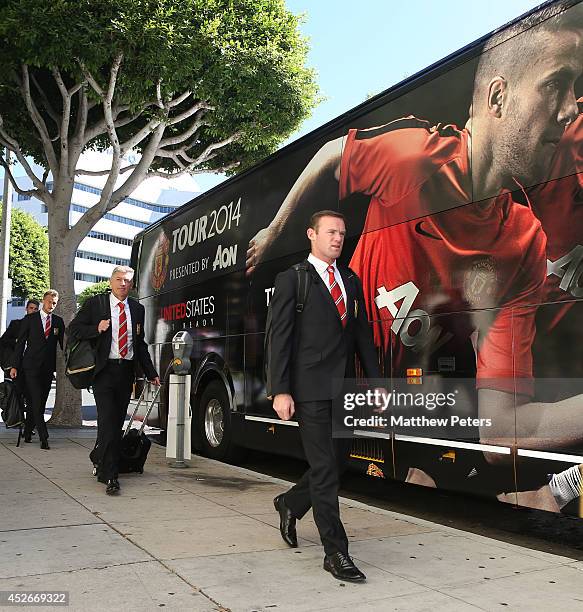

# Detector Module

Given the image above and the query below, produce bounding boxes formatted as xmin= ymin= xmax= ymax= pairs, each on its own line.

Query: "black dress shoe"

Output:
xmin=105 ymin=478 xmax=120 ymax=495
xmin=40 ymin=440 xmax=50 ymax=450
xmin=323 ymin=552 xmax=366 ymax=582
xmin=23 ymin=434 xmax=32 ymax=443
xmin=273 ymin=494 xmax=298 ymax=547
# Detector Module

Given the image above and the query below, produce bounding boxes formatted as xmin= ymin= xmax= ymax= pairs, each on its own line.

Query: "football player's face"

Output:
xmin=25 ymin=302 xmax=39 ymax=315
xmin=42 ymin=294 xmax=58 ymax=314
xmin=500 ymin=29 xmax=582 ymax=185
xmin=110 ymin=272 xmax=133 ymax=301
xmin=308 ymin=216 xmax=346 ymax=264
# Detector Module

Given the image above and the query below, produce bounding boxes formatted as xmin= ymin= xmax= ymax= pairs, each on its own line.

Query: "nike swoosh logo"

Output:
xmin=415 ymin=221 xmax=442 ymax=240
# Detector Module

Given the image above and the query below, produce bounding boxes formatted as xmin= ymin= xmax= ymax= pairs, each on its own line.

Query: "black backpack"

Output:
xmin=264 ymin=261 xmax=312 ymax=398
xmin=65 ymin=293 xmax=109 ymax=390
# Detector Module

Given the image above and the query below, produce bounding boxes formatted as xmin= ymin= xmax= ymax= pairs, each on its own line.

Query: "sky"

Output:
xmin=194 ymin=0 xmax=542 ymax=193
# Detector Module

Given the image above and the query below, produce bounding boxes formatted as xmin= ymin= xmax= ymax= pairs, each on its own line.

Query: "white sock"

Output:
xmin=549 ymin=465 xmax=583 ymax=509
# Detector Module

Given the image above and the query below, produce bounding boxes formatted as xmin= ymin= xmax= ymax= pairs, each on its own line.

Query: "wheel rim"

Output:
xmin=204 ymin=399 xmax=224 ymax=447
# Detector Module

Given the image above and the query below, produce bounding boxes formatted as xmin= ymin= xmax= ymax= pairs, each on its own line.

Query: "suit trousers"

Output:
xmin=283 ymin=400 xmax=350 ymax=556
xmin=93 ymin=360 xmax=134 ymax=480
xmin=23 ymin=369 xmax=53 ymax=441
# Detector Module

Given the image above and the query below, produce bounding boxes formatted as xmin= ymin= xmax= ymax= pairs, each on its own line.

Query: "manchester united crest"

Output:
xmin=151 ymin=231 xmax=170 ymax=291
xmin=463 ymin=257 xmax=498 ymax=308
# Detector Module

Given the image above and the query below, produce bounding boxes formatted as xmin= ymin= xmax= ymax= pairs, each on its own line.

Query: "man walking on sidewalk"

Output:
xmin=268 ymin=210 xmax=381 ymax=582
xmin=10 ymin=291 xmax=64 ymax=449
xmin=69 ymin=266 xmax=160 ymax=495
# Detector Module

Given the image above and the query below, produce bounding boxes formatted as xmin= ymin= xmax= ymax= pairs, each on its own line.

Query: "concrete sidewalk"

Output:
xmin=1 ymin=429 xmax=583 ymax=611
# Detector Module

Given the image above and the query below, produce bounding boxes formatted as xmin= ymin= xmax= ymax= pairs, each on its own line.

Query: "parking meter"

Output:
xmin=167 ymin=331 xmax=193 ymax=467
xmin=171 ymin=331 xmax=193 ymax=375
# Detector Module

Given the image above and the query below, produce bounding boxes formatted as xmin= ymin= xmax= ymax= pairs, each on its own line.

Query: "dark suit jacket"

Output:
xmin=68 ymin=292 xmax=158 ymax=381
xmin=269 ymin=260 xmax=381 ymax=402
xmin=0 ymin=318 xmax=22 ymax=369
xmin=13 ymin=312 xmax=65 ymax=373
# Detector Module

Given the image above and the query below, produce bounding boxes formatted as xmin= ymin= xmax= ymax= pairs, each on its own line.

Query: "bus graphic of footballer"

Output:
xmin=246 ymin=1 xmax=583 ymax=513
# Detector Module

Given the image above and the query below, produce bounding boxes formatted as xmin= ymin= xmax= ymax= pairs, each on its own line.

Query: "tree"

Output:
xmin=0 ymin=0 xmax=319 ymax=425
xmin=0 ymin=204 xmax=49 ymax=300
xmin=77 ymin=280 xmax=109 ymax=308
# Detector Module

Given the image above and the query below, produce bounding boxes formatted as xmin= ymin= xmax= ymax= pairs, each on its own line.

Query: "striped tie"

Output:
xmin=44 ymin=314 xmax=51 ymax=339
xmin=118 ymin=302 xmax=128 ymax=358
xmin=327 ymin=265 xmax=347 ymax=327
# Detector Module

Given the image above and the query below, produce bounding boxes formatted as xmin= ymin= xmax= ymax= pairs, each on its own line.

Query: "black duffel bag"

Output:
xmin=0 ymin=380 xmax=25 ymax=428
xmin=65 ymin=294 xmax=108 ymax=389
xmin=65 ymin=336 xmax=97 ymax=389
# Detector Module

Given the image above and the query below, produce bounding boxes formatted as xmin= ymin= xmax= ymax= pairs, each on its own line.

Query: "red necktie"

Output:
xmin=44 ymin=314 xmax=51 ymax=339
xmin=118 ymin=302 xmax=128 ymax=358
xmin=327 ymin=265 xmax=347 ymax=327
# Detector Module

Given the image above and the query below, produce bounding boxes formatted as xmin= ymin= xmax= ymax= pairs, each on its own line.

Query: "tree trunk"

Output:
xmin=48 ymin=201 xmax=83 ymax=427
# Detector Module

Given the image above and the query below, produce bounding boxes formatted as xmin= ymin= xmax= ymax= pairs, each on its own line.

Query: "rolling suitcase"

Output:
xmin=90 ymin=384 xmax=161 ymax=476
xmin=118 ymin=384 xmax=161 ymax=474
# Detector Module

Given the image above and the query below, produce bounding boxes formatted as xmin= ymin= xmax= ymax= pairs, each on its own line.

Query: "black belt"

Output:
xmin=107 ymin=358 xmax=133 ymax=365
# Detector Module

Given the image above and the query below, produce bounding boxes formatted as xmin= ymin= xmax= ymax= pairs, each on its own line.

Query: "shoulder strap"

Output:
xmin=293 ymin=261 xmax=311 ymax=313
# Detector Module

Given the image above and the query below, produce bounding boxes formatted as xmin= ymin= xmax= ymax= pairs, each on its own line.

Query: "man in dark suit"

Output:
xmin=69 ymin=266 xmax=160 ymax=495
xmin=268 ymin=210 xmax=382 ymax=583
xmin=10 ymin=291 xmax=64 ymax=449
xmin=0 ymin=299 xmax=40 ymax=370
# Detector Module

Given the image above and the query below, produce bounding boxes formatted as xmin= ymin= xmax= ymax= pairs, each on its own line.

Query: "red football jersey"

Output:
xmin=530 ymin=104 xmax=583 ymax=328
xmin=340 ymin=118 xmax=547 ymax=396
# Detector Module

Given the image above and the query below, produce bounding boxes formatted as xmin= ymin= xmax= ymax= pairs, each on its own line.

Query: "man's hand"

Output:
xmin=9 ymin=368 xmax=17 ymax=379
xmin=246 ymin=226 xmax=277 ymax=276
xmin=97 ymin=319 xmax=110 ymax=333
xmin=149 ymin=377 xmax=161 ymax=387
xmin=273 ymin=393 xmax=295 ymax=421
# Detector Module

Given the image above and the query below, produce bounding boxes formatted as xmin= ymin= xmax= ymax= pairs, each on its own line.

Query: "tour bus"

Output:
xmin=132 ymin=0 xmax=583 ymax=516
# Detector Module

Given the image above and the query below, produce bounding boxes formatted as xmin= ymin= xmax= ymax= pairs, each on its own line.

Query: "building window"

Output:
xmin=46 ymin=180 xmax=179 ymax=214
xmin=74 ymin=272 xmax=109 ymax=283
xmin=75 ymin=250 xmax=130 ymax=266
xmin=85 ymin=231 xmax=133 ymax=246
xmin=71 ymin=203 xmax=150 ymax=229
xmin=11 ymin=298 xmax=25 ymax=306
xmin=17 ymin=193 xmax=31 ymax=201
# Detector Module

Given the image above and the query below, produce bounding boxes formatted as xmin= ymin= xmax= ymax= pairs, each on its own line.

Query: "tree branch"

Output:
xmin=0 ymin=115 xmax=51 ymax=195
xmin=168 ymin=101 xmax=213 ymax=126
xmin=167 ymin=90 xmax=192 ymax=108
xmin=19 ymin=64 xmax=59 ymax=174
xmin=51 ymin=67 xmax=73 ymax=179
xmin=0 ymin=155 xmax=46 ymax=200
xmin=158 ymin=111 xmax=208 ymax=148
xmin=30 ymin=73 xmax=60 ymax=127
xmin=75 ymin=164 xmax=137 ymax=177
xmin=147 ymin=160 xmax=240 ymax=179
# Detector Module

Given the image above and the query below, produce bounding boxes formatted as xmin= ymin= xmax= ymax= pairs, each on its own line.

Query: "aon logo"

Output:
xmin=374 ymin=281 xmax=453 ymax=353
xmin=547 ymin=245 xmax=583 ymax=297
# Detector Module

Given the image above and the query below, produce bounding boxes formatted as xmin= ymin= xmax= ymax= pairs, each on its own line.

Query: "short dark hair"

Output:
xmin=26 ymin=299 xmax=40 ymax=308
xmin=474 ymin=1 xmax=583 ymax=105
xmin=309 ymin=210 xmax=346 ymax=231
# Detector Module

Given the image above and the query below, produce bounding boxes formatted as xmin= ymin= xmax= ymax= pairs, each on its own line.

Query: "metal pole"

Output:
xmin=0 ymin=148 xmax=12 ymax=337
xmin=170 ymin=376 xmax=187 ymax=468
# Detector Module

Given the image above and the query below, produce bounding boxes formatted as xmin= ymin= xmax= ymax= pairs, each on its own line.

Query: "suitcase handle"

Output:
xmin=124 ymin=383 xmax=162 ymax=436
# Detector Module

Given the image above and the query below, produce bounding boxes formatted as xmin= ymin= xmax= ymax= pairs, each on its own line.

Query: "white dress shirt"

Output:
xmin=39 ymin=309 xmax=51 ymax=335
xmin=108 ymin=293 xmax=133 ymax=360
xmin=307 ymin=253 xmax=348 ymax=307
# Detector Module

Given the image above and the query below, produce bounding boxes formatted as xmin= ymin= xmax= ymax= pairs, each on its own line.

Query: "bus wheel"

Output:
xmin=197 ymin=380 xmax=241 ymax=462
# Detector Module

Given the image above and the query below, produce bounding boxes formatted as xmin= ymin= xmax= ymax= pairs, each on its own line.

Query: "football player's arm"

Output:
xmin=246 ymin=138 xmax=343 ymax=276
xmin=479 ymin=388 xmax=583 ymax=463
